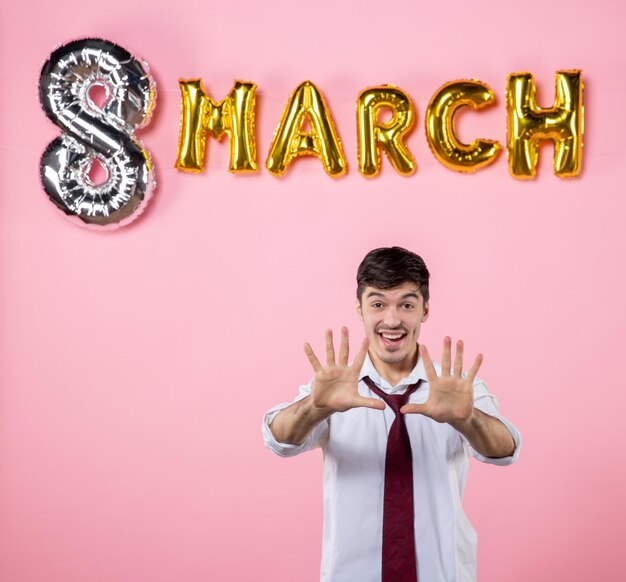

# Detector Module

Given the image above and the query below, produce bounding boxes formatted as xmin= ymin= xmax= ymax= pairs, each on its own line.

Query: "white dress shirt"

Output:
xmin=263 ymin=354 xmax=521 ymax=582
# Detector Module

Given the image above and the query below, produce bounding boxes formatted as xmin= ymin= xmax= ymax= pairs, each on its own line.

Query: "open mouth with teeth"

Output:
xmin=378 ymin=331 xmax=407 ymax=348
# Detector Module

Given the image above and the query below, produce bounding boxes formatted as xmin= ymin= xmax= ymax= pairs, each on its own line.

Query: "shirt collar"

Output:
xmin=357 ymin=348 xmax=428 ymax=393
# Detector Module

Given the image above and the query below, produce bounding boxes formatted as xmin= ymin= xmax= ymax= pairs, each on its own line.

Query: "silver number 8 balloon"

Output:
xmin=39 ymin=38 xmax=156 ymax=229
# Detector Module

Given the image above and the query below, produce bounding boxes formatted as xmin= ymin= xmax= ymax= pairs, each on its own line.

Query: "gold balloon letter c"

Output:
xmin=425 ymin=80 xmax=501 ymax=173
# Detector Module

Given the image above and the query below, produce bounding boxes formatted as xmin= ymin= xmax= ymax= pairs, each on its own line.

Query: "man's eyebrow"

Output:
xmin=400 ymin=292 xmax=420 ymax=300
xmin=364 ymin=291 xmax=421 ymax=299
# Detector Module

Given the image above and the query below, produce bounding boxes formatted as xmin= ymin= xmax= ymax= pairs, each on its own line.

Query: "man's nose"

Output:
xmin=383 ymin=307 xmax=401 ymax=328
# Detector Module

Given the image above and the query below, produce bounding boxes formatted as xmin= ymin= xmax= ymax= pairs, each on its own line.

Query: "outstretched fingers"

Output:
xmin=419 ymin=344 xmax=438 ymax=381
xmin=304 ymin=342 xmax=322 ymax=372
xmin=453 ymin=339 xmax=464 ymax=377
xmin=338 ymin=326 xmax=349 ymax=366
xmin=351 ymin=336 xmax=369 ymax=372
xmin=466 ymin=352 xmax=483 ymax=383
xmin=306 ymin=328 xmax=369 ymax=374
xmin=441 ymin=336 xmax=452 ymax=376
xmin=325 ymin=328 xmax=336 ymax=366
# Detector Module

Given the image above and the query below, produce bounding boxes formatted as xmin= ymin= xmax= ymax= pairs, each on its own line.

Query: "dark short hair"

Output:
xmin=356 ymin=246 xmax=430 ymax=303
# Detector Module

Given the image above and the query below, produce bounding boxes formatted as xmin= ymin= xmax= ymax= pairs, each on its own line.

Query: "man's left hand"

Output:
xmin=400 ymin=336 xmax=482 ymax=427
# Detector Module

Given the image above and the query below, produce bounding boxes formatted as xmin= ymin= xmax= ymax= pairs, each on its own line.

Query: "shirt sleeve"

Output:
xmin=464 ymin=378 xmax=522 ymax=466
xmin=262 ymin=380 xmax=330 ymax=458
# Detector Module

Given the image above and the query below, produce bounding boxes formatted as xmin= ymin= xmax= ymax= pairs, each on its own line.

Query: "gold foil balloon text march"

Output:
xmin=175 ymin=71 xmax=583 ymax=179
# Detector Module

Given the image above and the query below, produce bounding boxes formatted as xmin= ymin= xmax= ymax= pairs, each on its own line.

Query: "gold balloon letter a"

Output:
xmin=175 ymin=80 xmax=257 ymax=173
xmin=357 ymin=86 xmax=416 ymax=177
xmin=506 ymin=71 xmax=584 ymax=179
xmin=266 ymin=81 xmax=346 ymax=177
xmin=426 ymin=80 xmax=501 ymax=173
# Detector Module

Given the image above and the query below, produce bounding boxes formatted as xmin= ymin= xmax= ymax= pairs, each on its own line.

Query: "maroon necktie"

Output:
xmin=363 ymin=376 xmax=422 ymax=582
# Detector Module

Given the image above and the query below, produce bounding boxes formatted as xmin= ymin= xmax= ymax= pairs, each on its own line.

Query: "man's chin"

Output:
xmin=376 ymin=350 xmax=408 ymax=365
xmin=372 ymin=342 xmax=418 ymax=367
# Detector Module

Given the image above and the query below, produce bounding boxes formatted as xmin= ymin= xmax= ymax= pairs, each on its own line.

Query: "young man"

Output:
xmin=263 ymin=247 xmax=521 ymax=582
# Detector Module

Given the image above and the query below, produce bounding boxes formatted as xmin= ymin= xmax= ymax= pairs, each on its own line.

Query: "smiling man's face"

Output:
xmin=357 ymin=282 xmax=429 ymax=376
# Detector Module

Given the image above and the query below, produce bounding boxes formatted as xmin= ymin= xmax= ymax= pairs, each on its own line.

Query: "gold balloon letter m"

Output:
xmin=506 ymin=70 xmax=583 ymax=179
xmin=175 ymin=80 xmax=257 ymax=173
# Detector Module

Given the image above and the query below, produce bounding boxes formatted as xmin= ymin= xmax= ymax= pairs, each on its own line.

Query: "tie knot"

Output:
xmin=362 ymin=376 xmax=421 ymax=413
xmin=386 ymin=394 xmax=405 ymax=414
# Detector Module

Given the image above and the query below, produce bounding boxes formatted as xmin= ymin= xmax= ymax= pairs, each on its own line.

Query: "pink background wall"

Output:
xmin=1 ymin=1 xmax=624 ymax=580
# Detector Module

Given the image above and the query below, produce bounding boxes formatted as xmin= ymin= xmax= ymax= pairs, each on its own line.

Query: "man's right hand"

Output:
xmin=268 ymin=327 xmax=384 ymax=446
xmin=305 ymin=327 xmax=386 ymax=413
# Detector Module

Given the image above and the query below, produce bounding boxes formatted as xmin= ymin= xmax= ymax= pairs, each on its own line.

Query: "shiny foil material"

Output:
xmin=506 ymin=71 xmax=583 ymax=179
xmin=39 ymin=38 xmax=156 ymax=228
xmin=356 ymin=86 xmax=416 ymax=177
xmin=425 ymin=80 xmax=501 ymax=173
xmin=176 ymin=80 xmax=258 ymax=173
xmin=266 ymin=81 xmax=346 ymax=178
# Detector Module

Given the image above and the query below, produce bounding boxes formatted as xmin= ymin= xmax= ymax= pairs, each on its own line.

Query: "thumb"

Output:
xmin=353 ymin=396 xmax=386 ymax=411
xmin=401 ymin=403 xmax=429 ymax=415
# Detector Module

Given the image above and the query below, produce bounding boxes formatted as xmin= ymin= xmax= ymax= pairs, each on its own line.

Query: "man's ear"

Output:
xmin=356 ymin=300 xmax=363 ymax=321
xmin=422 ymin=302 xmax=429 ymax=322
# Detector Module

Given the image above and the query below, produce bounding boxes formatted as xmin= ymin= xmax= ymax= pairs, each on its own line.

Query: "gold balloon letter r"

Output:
xmin=356 ymin=86 xmax=416 ymax=177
